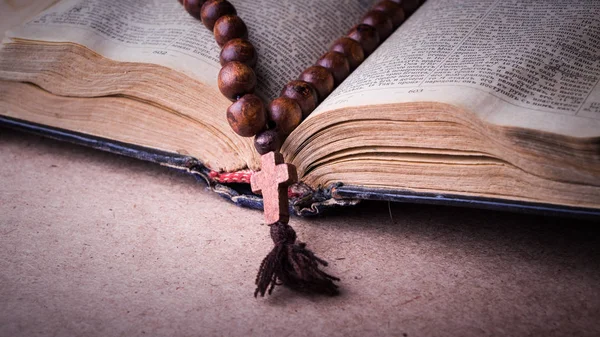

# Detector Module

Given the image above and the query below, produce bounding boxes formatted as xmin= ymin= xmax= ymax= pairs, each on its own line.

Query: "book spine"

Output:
xmin=0 ymin=115 xmax=268 ymax=210
xmin=0 ymin=115 xmax=358 ymax=216
xmin=2 ymin=115 xmax=598 ymax=220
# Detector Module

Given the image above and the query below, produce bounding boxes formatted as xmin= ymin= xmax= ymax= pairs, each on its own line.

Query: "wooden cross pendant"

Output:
xmin=251 ymin=151 xmax=298 ymax=225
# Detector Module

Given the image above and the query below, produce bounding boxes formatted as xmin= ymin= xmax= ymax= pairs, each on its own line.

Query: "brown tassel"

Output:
xmin=254 ymin=221 xmax=340 ymax=297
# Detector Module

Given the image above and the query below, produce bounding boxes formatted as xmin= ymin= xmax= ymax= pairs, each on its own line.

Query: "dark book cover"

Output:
xmin=2 ymin=115 xmax=598 ymax=220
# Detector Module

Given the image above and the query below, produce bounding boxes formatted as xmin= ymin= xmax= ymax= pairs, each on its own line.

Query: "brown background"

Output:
xmin=1 ymin=128 xmax=599 ymax=337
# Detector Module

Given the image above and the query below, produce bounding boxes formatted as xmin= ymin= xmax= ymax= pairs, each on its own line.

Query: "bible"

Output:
xmin=1 ymin=0 xmax=599 ymax=217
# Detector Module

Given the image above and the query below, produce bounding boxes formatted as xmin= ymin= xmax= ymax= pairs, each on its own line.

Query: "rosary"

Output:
xmin=178 ymin=0 xmax=414 ymax=297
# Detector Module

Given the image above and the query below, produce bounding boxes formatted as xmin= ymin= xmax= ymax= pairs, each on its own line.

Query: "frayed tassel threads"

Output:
xmin=254 ymin=222 xmax=340 ymax=297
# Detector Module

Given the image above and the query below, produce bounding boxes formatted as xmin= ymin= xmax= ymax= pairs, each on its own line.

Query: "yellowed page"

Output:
xmin=314 ymin=0 xmax=600 ymax=138
xmin=3 ymin=0 xmax=376 ymax=100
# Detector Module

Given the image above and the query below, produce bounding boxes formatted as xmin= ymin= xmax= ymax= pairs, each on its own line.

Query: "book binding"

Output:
xmin=2 ymin=115 xmax=598 ymax=220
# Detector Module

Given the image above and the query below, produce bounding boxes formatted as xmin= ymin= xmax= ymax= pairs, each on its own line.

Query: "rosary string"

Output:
xmin=178 ymin=0 xmax=420 ymax=297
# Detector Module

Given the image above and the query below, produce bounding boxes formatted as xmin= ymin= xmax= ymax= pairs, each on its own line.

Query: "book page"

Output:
xmin=0 ymin=0 xmax=60 ymax=35
xmin=314 ymin=0 xmax=600 ymax=138
xmin=3 ymin=0 xmax=376 ymax=101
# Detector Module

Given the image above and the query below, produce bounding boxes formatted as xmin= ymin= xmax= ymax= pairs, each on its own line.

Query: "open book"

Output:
xmin=1 ymin=0 xmax=599 ymax=217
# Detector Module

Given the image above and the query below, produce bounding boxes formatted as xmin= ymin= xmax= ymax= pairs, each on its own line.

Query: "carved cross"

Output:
xmin=251 ymin=151 xmax=298 ymax=225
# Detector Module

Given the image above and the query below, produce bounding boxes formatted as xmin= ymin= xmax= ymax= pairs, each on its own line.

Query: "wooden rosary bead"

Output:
xmin=183 ymin=0 xmax=206 ymax=20
xmin=254 ymin=129 xmax=282 ymax=155
xmin=330 ymin=37 xmax=364 ymax=71
xmin=361 ymin=10 xmax=393 ymax=40
xmin=347 ymin=24 xmax=380 ymax=56
xmin=218 ymin=61 xmax=256 ymax=101
xmin=280 ymin=80 xmax=319 ymax=118
xmin=299 ymin=66 xmax=334 ymax=100
xmin=226 ymin=94 xmax=266 ymax=137
xmin=213 ymin=15 xmax=248 ymax=47
xmin=201 ymin=0 xmax=236 ymax=31
xmin=373 ymin=1 xmax=405 ymax=28
xmin=179 ymin=0 xmax=419 ymax=159
xmin=316 ymin=51 xmax=350 ymax=86
xmin=268 ymin=97 xmax=302 ymax=135
xmin=220 ymin=38 xmax=257 ymax=68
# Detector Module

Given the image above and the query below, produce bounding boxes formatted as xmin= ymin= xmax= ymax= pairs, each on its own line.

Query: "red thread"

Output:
xmin=210 ymin=170 xmax=301 ymax=199
xmin=209 ymin=170 xmax=253 ymax=184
